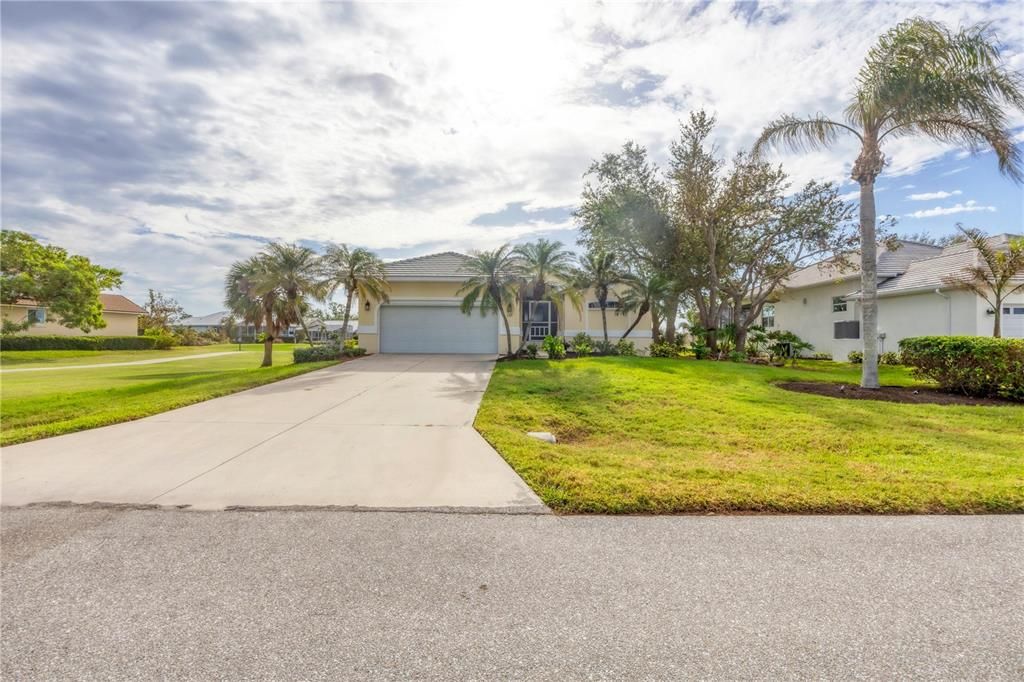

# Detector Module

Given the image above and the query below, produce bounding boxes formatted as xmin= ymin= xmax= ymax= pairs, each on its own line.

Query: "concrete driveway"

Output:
xmin=1 ymin=354 xmax=545 ymax=512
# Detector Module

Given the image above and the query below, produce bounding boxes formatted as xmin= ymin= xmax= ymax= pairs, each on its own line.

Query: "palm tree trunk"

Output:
xmin=621 ymin=303 xmax=648 ymax=340
xmin=299 ymin=316 xmax=314 ymax=347
xmin=993 ymin=303 xmax=1002 ymax=337
xmin=498 ymin=303 xmax=513 ymax=356
xmin=859 ymin=179 xmax=880 ymax=389
xmin=342 ymin=289 xmax=354 ymax=342
xmin=651 ymin=307 xmax=661 ymax=343
xmin=600 ymin=305 xmax=609 ymax=345
xmin=261 ymin=311 xmax=274 ymax=368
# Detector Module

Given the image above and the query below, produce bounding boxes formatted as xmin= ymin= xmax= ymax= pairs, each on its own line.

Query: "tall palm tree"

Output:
xmin=575 ymin=250 xmax=624 ymax=345
xmin=457 ymin=245 xmax=520 ymax=356
xmin=942 ymin=227 xmax=1024 ymax=337
xmin=514 ymin=239 xmax=582 ymax=348
xmin=224 ymin=255 xmax=286 ymax=367
xmin=753 ymin=17 xmax=1024 ymax=388
xmin=262 ymin=242 xmax=328 ymax=347
xmin=322 ymin=244 xmax=390 ymax=342
xmin=618 ymin=269 xmax=671 ymax=342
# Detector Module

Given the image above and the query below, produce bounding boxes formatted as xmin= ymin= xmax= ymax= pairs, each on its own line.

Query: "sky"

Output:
xmin=2 ymin=1 xmax=1023 ymax=315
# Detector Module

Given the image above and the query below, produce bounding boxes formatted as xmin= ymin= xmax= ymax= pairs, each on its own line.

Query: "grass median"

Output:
xmin=1 ymin=345 xmax=335 ymax=445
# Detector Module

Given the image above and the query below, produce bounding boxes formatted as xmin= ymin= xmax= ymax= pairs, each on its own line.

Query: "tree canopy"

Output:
xmin=1 ymin=230 xmax=122 ymax=333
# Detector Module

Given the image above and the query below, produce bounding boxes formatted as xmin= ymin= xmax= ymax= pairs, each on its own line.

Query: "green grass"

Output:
xmin=1 ymin=345 xmax=334 ymax=445
xmin=0 ymin=343 xmax=247 ymax=367
xmin=474 ymin=357 xmax=1024 ymax=514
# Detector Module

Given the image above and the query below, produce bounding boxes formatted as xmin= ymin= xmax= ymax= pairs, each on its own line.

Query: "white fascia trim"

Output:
xmin=385 ymin=276 xmax=469 ymax=283
xmin=385 ymin=297 xmax=464 ymax=303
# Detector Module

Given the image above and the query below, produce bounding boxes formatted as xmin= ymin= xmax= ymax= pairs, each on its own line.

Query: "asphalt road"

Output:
xmin=2 ymin=507 xmax=1022 ymax=680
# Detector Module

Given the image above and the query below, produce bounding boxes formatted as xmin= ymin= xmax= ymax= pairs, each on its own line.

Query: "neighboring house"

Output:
xmin=306 ymin=320 xmax=356 ymax=342
xmin=1 ymin=293 xmax=145 ymax=337
xmin=358 ymin=252 xmax=654 ymax=355
xmin=771 ymin=235 xmax=1024 ymax=359
xmin=179 ymin=311 xmax=259 ymax=338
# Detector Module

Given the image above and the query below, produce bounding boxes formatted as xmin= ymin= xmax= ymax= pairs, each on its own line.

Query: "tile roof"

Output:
xmin=875 ymin=233 xmax=1022 ymax=296
xmin=782 ymin=240 xmax=944 ymax=290
xmin=383 ymin=251 xmax=472 ymax=279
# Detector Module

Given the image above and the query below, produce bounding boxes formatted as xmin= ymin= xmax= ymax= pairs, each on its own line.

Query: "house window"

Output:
xmin=834 ymin=320 xmax=860 ymax=339
xmin=523 ymin=300 xmax=556 ymax=341
xmin=761 ymin=304 xmax=775 ymax=328
xmin=587 ymin=300 xmax=620 ymax=309
xmin=27 ymin=308 xmax=46 ymax=325
xmin=832 ymin=296 xmax=847 ymax=313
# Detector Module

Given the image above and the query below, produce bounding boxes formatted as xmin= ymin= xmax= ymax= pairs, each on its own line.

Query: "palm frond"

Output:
xmin=752 ymin=114 xmax=860 ymax=157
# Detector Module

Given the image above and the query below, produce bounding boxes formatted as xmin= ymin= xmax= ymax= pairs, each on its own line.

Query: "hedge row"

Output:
xmin=0 ymin=335 xmax=159 ymax=351
xmin=899 ymin=336 xmax=1024 ymax=401
xmin=293 ymin=345 xmax=367 ymax=363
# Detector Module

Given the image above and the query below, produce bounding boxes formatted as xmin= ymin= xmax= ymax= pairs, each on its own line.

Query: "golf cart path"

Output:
xmin=1 ymin=351 xmax=239 ymax=373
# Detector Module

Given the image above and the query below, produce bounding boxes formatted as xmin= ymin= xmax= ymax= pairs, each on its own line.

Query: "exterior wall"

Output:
xmin=773 ymin=283 xmax=998 ymax=359
xmin=1 ymin=305 xmax=139 ymax=337
xmin=359 ymin=281 xmax=653 ymax=354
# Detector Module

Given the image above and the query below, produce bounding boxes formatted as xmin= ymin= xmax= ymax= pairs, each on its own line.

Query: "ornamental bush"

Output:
xmin=899 ymin=336 xmax=1024 ymax=400
xmin=649 ymin=340 xmax=682 ymax=358
xmin=847 ymin=350 xmax=864 ymax=364
xmin=615 ymin=339 xmax=636 ymax=356
xmin=542 ymin=335 xmax=566 ymax=360
xmin=0 ymin=335 xmax=159 ymax=351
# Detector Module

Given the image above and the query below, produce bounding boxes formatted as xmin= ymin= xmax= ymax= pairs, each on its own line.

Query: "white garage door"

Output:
xmin=1004 ymin=305 xmax=1024 ymax=338
xmin=380 ymin=305 xmax=499 ymax=354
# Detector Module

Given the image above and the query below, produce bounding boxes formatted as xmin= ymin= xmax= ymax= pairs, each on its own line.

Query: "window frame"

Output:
xmin=832 ymin=296 xmax=847 ymax=313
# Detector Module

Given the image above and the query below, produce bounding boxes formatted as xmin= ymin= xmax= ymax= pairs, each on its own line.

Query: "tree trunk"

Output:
xmin=342 ymin=289 xmax=354 ymax=342
xmin=299 ymin=316 xmax=314 ymax=347
xmin=651 ymin=307 xmax=662 ymax=343
xmin=621 ymin=302 xmax=648 ymax=340
xmin=664 ymin=292 xmax=677 ymax=344
xmin=600 ymin=301 xmax=609 ymax=345
xmin=261 ymin=311 xmax=274 ymax=367
xmin=498 ymin=303 xmax=513 ymax=356
xmin=859 ymin=179 xmax=880 ymax=388
xmin=735 ymin=326 xmax=748 ymax=356
xmin=993 ymin=300 xmax=1002 ymax=337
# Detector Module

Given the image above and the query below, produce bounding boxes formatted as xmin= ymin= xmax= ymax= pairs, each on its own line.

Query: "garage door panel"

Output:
xmin=380 ymin=305 xmax=498 ymax=354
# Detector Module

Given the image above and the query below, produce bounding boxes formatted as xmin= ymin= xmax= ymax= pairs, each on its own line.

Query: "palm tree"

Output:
xmin=262 ymin=242 xmax=328 ymax=347
xmin=457 ymin=245 xmax=520 ymax=355
xmin=575 ymin=250 xmax=624 ymax=345
xmin=753 ymin=17 xmax=1024 ymax=388
xmin=942 ymin=226 xmax=1024 ymax=337
xmin=322 ymin=244 xmax=390 ymax=342
xmin=514 ymin=239 xmax=582 ymax=348
xmin=618 ymin=269 xmax=671 ymax=341
xmin=224 ymin=255 xmax=285 ymax=367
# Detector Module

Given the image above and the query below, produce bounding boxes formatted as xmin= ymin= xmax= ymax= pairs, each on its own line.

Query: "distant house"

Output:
xmin=770 ymin=235 xmax=1024 ymax=359
xmin=306 ymin=320 xmax=356 ymax=342
xmin=179 ymin=311 xmax=258 ymax=338
xmin=1 ymin=293 xmax=146 ymax=337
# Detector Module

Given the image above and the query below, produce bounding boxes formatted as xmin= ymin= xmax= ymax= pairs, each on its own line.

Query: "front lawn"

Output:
xmin=474 ymin=358 xmax=1024 ymax=514
xmin=1 ymin=346 xmax=335 ymax=445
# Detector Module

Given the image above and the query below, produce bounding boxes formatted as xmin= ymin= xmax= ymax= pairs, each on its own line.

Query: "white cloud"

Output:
xmin=906 ymin=200 xmax=997 ymax=219
xmin=3 ymin=0 xmax=1022 ymax=312
xmin=906 ymin=190 xmax=962 ymax=201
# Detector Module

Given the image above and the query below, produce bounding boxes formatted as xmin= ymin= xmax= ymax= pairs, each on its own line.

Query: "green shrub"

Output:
xmin=615 ymin=339 xmax=636 ymax=356
xmin=0 ymin=335 xmax=159 ymax=351
xmin=142 ymin=327 xmax=176 ymax=349
xmin=593 ymin=339 xmax=618 ymax=356
xmin=690 ymin=342 xmax=710 ymax=360
xmin=879 ymin=351 xmax=901 ymax=366
xmin=899 ymin=336 xmax=1024 ymax=400
xmin=574 ymin=340 xmax=592 ymax=357
xmin=293 ymin=345 xmax=341 ymax=363
xmin=728 ymin=351 xmax=746 ymax=362
xmin=847 ymin=350 xmax=864 ymax=364
xmin=542 ymin=335 xmax=566 ymax=360
xmin=649 ymin=341 xmax=682 ymax=358
xmin=523 ymin=343 xmax=539 ymax=359
xmin=571 ymin=332 xmax=591 ymax=349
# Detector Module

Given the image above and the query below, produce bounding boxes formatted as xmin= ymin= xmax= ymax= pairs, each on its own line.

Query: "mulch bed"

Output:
xmin=776 ymin=381 xmax=1019 ymax=406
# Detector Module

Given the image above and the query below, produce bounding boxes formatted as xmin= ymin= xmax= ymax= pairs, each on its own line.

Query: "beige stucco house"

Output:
xmin=770 ymin=235 xmax=1024 ymax=360
xmin=358 ymin=252 xmax=654 ymax=355
xmin=1 ymin=293 xmax=145 ymax=336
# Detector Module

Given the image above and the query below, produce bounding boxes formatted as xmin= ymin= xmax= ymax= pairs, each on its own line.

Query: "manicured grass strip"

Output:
xmin=1 ymin=343 xmax=277 ymax=367
xmin=1 ymin=350 xmax=335 ymax=445
xmin=474 ymin=358 xmax=1024 ymax=514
